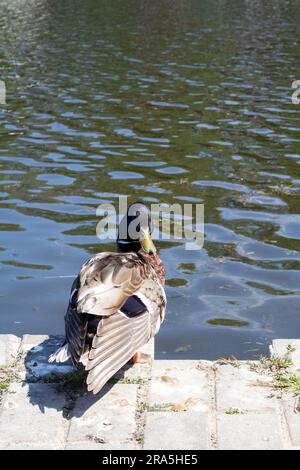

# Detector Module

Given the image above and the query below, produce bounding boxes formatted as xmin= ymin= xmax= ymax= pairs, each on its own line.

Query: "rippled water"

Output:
xmin=1 ymin=0 xmax=300 ymax=359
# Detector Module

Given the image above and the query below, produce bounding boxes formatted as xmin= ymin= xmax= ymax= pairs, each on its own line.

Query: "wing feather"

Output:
xmin=88 ymin=312 xmax=150 ymax=365
xmin=86 ymin=337 xmax=129 ymax=370
xmin=86 ymin=311 xmax=151 ymax=394
xmin=65 ymin=307 xmax=88 ymax=365
xmin=75 ymin=253 xmax=150 ymax=317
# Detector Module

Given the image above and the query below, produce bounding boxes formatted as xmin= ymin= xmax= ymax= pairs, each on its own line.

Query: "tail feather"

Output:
xmin=48 ymin=342 xmax=70 ymax=363
xmin=79 ymin=348 xmax=89 ymax=367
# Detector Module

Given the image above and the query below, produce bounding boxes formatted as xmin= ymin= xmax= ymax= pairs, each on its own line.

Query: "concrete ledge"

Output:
xmin=0 ymin=335 xmax=21 ymax=367
xmin=0 ymin=335 xmax=299 ymax=450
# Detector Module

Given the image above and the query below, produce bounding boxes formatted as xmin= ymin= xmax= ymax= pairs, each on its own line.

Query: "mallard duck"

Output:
xmin=49 ymin=202 xmax=166 ymax=394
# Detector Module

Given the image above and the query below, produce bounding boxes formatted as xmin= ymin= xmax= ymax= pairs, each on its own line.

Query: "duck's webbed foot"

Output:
xmin=130 ymin=351 xmax=152 ymax=365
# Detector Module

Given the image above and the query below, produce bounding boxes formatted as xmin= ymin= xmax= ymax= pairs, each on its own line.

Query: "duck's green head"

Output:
xmin=117 ymin=202 xmax=157 ymax=255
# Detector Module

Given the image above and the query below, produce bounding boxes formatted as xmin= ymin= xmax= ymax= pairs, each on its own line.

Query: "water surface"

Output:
xmin=1 ymin=0 xmax=300 ymax=359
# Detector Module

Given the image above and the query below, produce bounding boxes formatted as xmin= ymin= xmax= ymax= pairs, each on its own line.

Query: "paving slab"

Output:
xmin=20 ymin=334 xmax=51 ymax=353
xmin=67 ymin=383 xmax=138 ymax=448
xmin=216 ymin=412 xmax=283 ymax=450
xmin=144 ymin=411 xmax=209 ymax=450
xmin=149 ymin=360 xmax=210 ymax=412
xmin=0 ymin=382 xmax=67 ymax=450
xmin=0 ymin=334 xmax=21 ymax=366
xmin=216 ymin=364 xmax=276 ymax=412
xmin=65 ymin=442 xmax=140 ymax=450
xmin=20 ymin=334 xmax=73 ymax=379
xmin=281 ymin=395 xmax=300 ymax=448
xmin=271 ymin=339 xmax=300 ymax=373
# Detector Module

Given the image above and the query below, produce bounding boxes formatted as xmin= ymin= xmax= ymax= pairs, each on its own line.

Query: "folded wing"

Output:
xmin=65 ymin=252 xmax=155 ymax=370
xmin=86 ymin=309 xmax=152 ymax=394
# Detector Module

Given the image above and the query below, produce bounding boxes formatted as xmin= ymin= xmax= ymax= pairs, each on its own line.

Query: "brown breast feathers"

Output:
xmin=138 ymin=250 xmax=165 ymax=285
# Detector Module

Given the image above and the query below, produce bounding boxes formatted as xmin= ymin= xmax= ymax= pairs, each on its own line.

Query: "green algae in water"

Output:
xmin=207 ymin=318 xmax=250 ymax=327
xmin=165 ymin=278 xmax=188 ymax=288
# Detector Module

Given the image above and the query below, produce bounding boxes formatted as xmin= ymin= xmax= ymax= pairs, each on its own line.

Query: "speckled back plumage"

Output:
xmin=49 ymin=250 xmax=166 ymax=394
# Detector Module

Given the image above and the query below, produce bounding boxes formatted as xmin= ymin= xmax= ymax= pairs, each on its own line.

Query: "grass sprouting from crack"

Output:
xmin=216 ymin=356 xmax=241 ymax=368
xmin=286 ymin=344 xmax=297 ymax=354
xmin=273 ymin=374 xmax=300 ymax=395
xmin=108 ymin=377 xmax=148 ymax=385
xmin=0 ymin=368 xmax=19 ymax=398
xmin=133 ymin=366 xmax=152 ymax=447
xmin=225 ymin=408 xmax=243 ymax=415
xmin=134 ymin=392 xmax=148 ymax=446
xmin=148 ymin=397 xmax=200 ymax=413
xmin=249 ymin=344 xmax=300 ymax=399
xmin=147 ymin=402 xmax=174 ymax=412
xmin=249 ymin=352 xmax=293 ymax=374
xmin=0 ymin=356 xmax=22 ymax=403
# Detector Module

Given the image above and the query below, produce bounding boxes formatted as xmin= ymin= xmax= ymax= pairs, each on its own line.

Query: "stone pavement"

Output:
xmin=0 ymin=335 xmax=299 ymax=450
